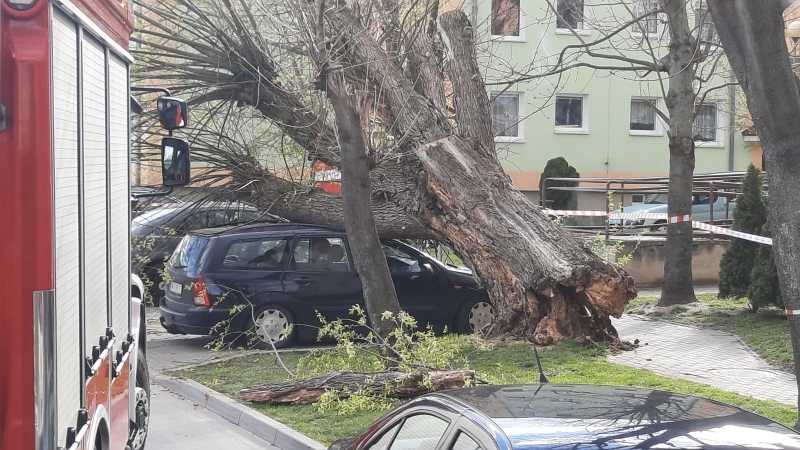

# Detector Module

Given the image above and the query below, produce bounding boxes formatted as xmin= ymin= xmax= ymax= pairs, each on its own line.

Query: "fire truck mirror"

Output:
xmin=157 ymin=96 xmax=189 ymax=130
xmin=161 ymin=137 xmax=191 ymax=187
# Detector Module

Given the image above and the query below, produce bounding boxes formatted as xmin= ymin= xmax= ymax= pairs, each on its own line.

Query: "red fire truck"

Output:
xmin=0 ymin=0 xmax=191 ymax=449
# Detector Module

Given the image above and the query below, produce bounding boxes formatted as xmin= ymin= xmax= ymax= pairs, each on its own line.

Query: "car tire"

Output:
xmin=244 ymin=305 xmax=296 ymax=350
xmin=145 ymin=265 xmax=166 ymax=305
xmin=128 ymin=347 xmax=150 ymax=450
xmin=650 ymin=221 xmax=667 ymax=232
xmin=456 ymin=297 xmax=495 ymax=334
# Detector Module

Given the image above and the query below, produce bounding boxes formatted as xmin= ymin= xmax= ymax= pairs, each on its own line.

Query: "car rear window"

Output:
xmin=170 ymin=235 xmax=211 ymax=277
xmin=222 ymin=238 xmax=289 ymax=270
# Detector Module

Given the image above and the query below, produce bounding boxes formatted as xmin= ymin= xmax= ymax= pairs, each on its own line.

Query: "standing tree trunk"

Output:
xmin=306 ymin=0 xmax=403 ymax=338
xmin=657 ymin=0 xmax=698 ymax=306
xmin=708 ymin=0 xmax=800 ymax=427
xmin=319 ymin=70 xmax=403 ymax=337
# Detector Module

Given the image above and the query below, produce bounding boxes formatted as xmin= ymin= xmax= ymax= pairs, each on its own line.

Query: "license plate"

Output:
xmin=169 ymin=281 xmax=183 ymax=295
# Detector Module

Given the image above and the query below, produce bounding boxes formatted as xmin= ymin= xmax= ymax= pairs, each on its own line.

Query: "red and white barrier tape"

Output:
xmin=669 ymin=214 xmax=692 ymax=224
xmin=541 ymin=209 xmax=772 ymax=245
xmin=786 ymin=310 xmax=800 ymax=316
xmin=691 ymin=221 xmax=773 ymax=245
xmin=542 ymin=209 xmax=609 ymax=217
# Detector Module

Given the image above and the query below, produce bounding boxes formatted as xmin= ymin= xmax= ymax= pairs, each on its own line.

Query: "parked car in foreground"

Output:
xmin=329 ymin=384 xmax=800 ymax=450
xmin=159 ymin=223 xmax=493 ymax=347
xmin=609 ymin=193 xmax=737 ymax=232
xmin=132 ymin=201 xmax=283 ymax=299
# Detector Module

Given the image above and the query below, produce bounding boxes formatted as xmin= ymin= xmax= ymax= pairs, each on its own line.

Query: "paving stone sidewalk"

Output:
xmin=610 ymin=285 xmax=797 ymax=406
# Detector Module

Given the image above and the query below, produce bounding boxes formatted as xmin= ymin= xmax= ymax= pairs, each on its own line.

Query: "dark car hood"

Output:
xmin=438 ymin=385 xmax=800 ymax=449
xmin=441 ymin=265 xmax=479 ymax=288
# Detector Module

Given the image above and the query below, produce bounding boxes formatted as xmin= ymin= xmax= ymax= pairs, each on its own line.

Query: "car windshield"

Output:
xmin=645 ymin=193 xmax=668 ymax=204
xmin=170 ymin=235 xmax=210 ymax=278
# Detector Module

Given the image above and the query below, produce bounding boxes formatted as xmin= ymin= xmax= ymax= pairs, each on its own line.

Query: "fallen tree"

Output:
xmin=237 ymin=370 xmax=476 ymax=405
xmin=133 ymin=0 xmax=638 ymax=344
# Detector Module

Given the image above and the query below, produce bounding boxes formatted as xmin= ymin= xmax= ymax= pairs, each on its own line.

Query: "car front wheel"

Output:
xmin=245 ymin=305 xmax=296 ymax=350
xmin=457 ymin=298 xmax=495 ymax=334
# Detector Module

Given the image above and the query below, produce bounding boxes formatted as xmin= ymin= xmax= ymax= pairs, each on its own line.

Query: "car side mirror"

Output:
xmin=422 ymin=262 xmax=434 ymax=273
xmin=157 ymin=96 xmax=188 ymax=130
xmin=328 ymin=438 xmax=354 ymax=450
xmin=161 ymin=137 xmax=191 ymax=187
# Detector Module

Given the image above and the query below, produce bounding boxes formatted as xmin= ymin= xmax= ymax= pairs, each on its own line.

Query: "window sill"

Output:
xmin=554 ymin=128 xmax=589 ymax=135
xmin=494 ymin=137 xmax=526 ymax=143
xmin=630 ymin=130 xmax=663 ymax=137
xmin=695 ymin=141 xmax=725 ymax=148
xmin=555 ymin=28 xmax=591 ymax=36
xmin=490 ymin=35 xmax=526 ymax=42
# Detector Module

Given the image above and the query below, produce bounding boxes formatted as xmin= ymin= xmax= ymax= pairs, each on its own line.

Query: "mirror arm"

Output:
xmin=131 ymin=86 xmax=172 ymax=96
xmin=132 ymin=187 xmax=174 ymax=199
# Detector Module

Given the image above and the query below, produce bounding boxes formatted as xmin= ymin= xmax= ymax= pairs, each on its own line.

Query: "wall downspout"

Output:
xmin=728 ymin=80 xmax=736 ymax=171
xmin=471 ymin=0 xmax=478 ymax=36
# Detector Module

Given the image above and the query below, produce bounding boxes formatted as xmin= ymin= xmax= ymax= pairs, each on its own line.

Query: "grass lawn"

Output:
xmin=626 ymin=294 xmax=794 ymax=371
xmin=172 ymin=339 xmax=797 ymax=445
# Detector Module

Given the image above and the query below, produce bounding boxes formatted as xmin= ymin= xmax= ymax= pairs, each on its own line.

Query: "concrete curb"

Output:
xmin=152 ymin=372 xmax=327 ymax=450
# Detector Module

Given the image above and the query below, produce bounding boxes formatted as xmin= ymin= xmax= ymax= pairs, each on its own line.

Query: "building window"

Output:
xmin=693 ymin=104 xmax=721 ymax=145
xmin=555 ymin=95 xmax=588 ymax=134
xmin=491 ymin=93 xmax=523 ymax=141
xmin=557 ymin=0 xmax=584 ymax=30
xmin=630 ymin=98 xmax=661 ymax=135
xmin=633 ymin=0 xmax=660 ymax=36
xmin=695 ymin=3 xmax=719 ymax=43
xmin=491 ymin=0 xmax=520 ymax=38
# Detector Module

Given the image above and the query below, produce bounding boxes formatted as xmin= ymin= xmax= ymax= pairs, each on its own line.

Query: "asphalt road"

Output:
xmin=147 ymin=383 xmax=280 ymax=450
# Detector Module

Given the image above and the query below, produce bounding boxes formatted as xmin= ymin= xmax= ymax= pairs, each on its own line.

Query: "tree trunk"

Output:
xmin=657 ymin=0 xmax=698 ymax=306
xmin=323 ymin=69 xmax=403 ymax=337
xmin=707 ymin=0 xmax=800 ymax=427
xmin=236 ymin=370 xmax=476 ymax=404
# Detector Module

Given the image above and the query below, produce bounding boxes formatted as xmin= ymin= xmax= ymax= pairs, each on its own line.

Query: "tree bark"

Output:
xmin=657 ymin=0 xmax=698 ymax=306
xmin=707 ymin=0 xmax=800 ymax=427
xmin=236 ymin=370 xmax=476 ymax=404
xmin=323 ymin=68 xmax=403 ymax=336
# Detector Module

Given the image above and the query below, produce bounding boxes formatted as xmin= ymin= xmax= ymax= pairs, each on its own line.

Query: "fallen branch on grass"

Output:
xmin=236 ymin=370 xmax=476 ymax=405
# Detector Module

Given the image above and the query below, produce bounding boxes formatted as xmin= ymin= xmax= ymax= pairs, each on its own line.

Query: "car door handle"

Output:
xmin=293 ymin=277 xmax=313 ymax=285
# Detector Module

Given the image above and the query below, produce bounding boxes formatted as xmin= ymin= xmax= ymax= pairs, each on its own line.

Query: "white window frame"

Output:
xmin=491 ymin=91 xmax=525 ymax=143
xmin=554 ymin=94 xmax=589 ymax=135
xmin=694 ymin=102 xmax=725 ymax=148
xmin=555 ymin=0 xmax=590 ymax=36
xmin=490 ymin=0 xmax=525 ymax=42
xmin=629 ymin=97 xmax=664 ymax=137
xmin=630 ymin=0 xmax=662 ymax=39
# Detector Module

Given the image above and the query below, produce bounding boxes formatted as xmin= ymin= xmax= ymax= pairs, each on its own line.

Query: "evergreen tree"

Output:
xmin=540 ymin=157 xmax=580 ymax=210
xmin=748 ymin=214 xmax=782 ymax=312
xmin=718 ymin=164 xmax=767 ymax=299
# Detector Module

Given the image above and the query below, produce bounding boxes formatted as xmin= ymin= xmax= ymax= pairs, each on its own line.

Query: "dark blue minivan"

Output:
xmin=159 ymin=223 xmax=493 ymax=348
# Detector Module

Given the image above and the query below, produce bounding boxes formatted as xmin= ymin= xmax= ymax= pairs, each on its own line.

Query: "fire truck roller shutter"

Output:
xmin=52 ymin=10 xmax=82 ymax=447
xmin=108 ymin=55 xmax=130 ymax=347
xmin=81 ymin=34 xmax=109 ymax=357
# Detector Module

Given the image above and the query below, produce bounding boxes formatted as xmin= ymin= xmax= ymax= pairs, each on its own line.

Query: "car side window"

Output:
xmin=450 ymin=431 xmax=483 ymax=450
xmin=366 ymin=422 xmax=401 ymax=450
xmin=223 ymin=238 xmax=288 ymax=270
xmin=388 ymin=414 xmax=449 ymax=450
xmin=292 ymin=237 xmax=350 ymax=272
xmin=382 ymin=244 xmax=422 ymax=274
